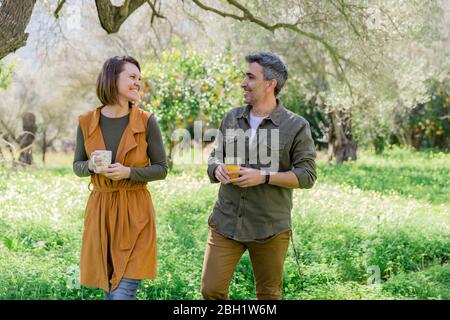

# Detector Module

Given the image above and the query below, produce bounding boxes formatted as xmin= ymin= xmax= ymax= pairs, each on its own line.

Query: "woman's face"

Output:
xmin=116 ymin=62 xmax=142 ymax=103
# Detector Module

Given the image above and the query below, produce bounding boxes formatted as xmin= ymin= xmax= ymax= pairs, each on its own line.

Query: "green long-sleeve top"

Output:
xmin=73 ymin=112 xmax=168 ymax=182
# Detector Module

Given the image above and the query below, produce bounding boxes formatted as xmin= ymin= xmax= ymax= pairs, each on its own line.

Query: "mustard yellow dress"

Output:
xmin=78 ymin=105 xmax=157 ymax=292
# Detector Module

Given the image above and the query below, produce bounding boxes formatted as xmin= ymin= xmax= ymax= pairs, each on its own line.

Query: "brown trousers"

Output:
xmin=201 ymin=228 xmax=291 ymax=300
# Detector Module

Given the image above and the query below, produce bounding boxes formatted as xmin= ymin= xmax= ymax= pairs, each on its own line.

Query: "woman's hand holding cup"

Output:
xmin=89 ymin=150 xmax=112 ymax=173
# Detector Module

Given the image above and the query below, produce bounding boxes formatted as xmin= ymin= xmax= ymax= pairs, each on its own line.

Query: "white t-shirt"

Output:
xmin=249 ymin=111 xmax=266 ymax=144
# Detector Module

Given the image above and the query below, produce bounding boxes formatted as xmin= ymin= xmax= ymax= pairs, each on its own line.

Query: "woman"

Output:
xmin=73 ymin=56 xmax=168 ymax=300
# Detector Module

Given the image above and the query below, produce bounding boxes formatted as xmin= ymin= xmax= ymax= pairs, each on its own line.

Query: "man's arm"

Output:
xmin=228 ymin=168 xmax=299 ymax=188
xmin=289 ymin=121 xmax=317 ymax=189
xmin=207 ymin=118 xmax=226 ymax=183
xmin=229 ymin=120 xmax=316 ymax=189
xmin=267 ymin=171 xmax=299 ymax=188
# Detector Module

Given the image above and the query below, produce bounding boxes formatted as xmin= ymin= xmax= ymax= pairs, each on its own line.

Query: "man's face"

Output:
xmin=241 ymin=62 xmax=273 ymax=104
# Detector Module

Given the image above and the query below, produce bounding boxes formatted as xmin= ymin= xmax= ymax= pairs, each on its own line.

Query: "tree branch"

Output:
xmin=0 ymin=0 xmax=37 ymax=59
xmin=0 ymin=119 xmax=18 ymax=143
xmin=147 ymin=0 xmax=165 ymax=21
xmin=191 ymin=0 xmax=352 ymax=94
xmin=119 ymin=0 xmax=131 ymax=17
xmin=191 ymin=0 xmax=243 ymax=21
xmin=54 ymin=0 xmax=66 ymax=18
xmin=94 ymin=0 xmax=147 ymax=34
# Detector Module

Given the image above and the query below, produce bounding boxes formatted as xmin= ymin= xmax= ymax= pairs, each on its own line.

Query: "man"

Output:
xmin=202 ymin=51 xmax=317 ymax=300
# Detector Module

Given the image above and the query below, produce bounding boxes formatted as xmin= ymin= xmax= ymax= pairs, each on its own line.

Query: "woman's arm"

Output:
xmin=129 ymin=114 xmax=168 ymax=182
xmin=73 ymin=125 xmax=94 ymax=177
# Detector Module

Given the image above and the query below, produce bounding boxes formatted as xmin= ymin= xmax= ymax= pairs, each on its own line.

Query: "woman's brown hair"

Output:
xmin=96 ymin=56 xmax=141 ymax=106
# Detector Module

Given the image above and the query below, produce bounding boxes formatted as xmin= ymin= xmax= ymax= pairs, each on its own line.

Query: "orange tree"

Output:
xmin=137 ymin=49 xmax=242 ymax=168
xmin=409 ymin=80 xmax=450 ymax=151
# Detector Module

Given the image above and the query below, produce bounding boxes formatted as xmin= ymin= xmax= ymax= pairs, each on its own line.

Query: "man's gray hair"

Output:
xmin=245 ymin=51 xmax=288 ymax=96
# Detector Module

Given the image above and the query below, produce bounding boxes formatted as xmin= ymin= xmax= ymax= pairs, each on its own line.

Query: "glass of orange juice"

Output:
xmin=224 ymin=157 xmax=241 ymax=179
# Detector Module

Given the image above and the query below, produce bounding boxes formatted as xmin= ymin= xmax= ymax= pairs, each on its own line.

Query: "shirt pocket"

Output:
xmin=224 ymin=134 xmax=237 ymax=144
xmin=224 ymin=134 xmax=245 ymax=160
xmin=259 ymin=134 xmax=290 ymax=171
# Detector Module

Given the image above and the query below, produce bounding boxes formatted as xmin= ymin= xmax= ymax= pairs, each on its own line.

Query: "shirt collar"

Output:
xmin=237 ymin=98 xmax=285 ymax=126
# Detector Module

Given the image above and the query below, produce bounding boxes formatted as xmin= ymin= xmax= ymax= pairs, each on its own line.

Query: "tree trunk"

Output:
xmin=327 ymin=110 xmax=357 ymax=164
xmin=167 ymin=140 xmax=175 ymax=171
xmin=0 ymin=0 xmax=148 ymax=58
xmin=95 ymin=0 xmax=146 ymax=33
xmin=18 ymin=112 xmax=37 ymax=165
xmin=42 ymin=130 xmax=47 ymax=164
xmin=0 ymin=133 xmax=14 ymax=159
xmin=0 ymin=0 xmax=37 ymax=59
xmin=395 ymin=126 xmax=413 ymax=148
xmin=372 ymin=135 xmax=385 ymax=154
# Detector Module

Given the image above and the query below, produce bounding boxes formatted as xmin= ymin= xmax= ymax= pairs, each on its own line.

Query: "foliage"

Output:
xmin=137 ymin=48 xmax=243 ymax=143
xmin=282 ymin=79 xmax=328 ymax=149
xmin=409 ymin=80 xmax=450 ymax=150
xmin=226 ymin=1 xmax=448 ymax=157
xmin=0 ymin=62 xmax=12 ymax=90
xmin=382 ymin=264 xmax=450 ymax=299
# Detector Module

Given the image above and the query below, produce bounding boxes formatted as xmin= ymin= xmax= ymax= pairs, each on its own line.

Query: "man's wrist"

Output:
xmin=265 ymin=172 xmax=270 ymax=184
xmin=261 ymin=171 xmax=270 ymax=184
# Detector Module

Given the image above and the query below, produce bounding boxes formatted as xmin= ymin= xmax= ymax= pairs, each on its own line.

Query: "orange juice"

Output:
xmin=225 ymin=165 xmax=241 ymax=179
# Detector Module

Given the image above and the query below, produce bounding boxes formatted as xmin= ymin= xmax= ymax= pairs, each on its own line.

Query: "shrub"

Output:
xmin=409 ymin=80 xmax=450 ymax=151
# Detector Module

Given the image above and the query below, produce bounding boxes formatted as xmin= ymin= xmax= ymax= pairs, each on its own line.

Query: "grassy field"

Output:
xmin=0 ymin=147 xmax=449 ymax=300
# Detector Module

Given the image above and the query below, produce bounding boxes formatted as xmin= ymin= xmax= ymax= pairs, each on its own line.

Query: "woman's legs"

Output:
xmin=104 ymin=278 xmax=141 ymax=300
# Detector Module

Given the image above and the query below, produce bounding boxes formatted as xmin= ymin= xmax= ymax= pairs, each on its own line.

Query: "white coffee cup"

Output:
xmin=91 ymin=150 xmax=112 ymax=173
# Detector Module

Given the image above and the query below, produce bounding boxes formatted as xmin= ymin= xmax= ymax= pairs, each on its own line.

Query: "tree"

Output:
xmin=218 ymin=0 xmax=448 ymax=161
xmin=0 ymin=0 xmax=398 ymax=86
xmin=0 ymin=0 xmax=167 ymax=165
xmin=0 ymin=0 xmax=165 ymax=59
xmin=17 ymin=112 xmax=37 ymax=165
xmin=0 ymin=62 xmax=39 ymax=166
xmin=0 ymin=0 xmax=37 ymax=60
xmin=137 ymin=48 xmax=242 ymax=169
xmin=1 ymin=0 xmax=448 ymax=163
xmin=408 ymin=80 xmax=450 ymax=150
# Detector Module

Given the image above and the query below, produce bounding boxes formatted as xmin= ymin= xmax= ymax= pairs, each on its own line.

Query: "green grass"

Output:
xmin=318 ymin=147 xmax=450 ymax=204
xmin=0 ymin=147 xmax=448 ymax=300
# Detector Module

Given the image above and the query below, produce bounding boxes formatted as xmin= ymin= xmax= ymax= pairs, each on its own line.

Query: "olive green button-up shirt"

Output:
xmin=207 ymin=99 xmax=317 ymax=242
